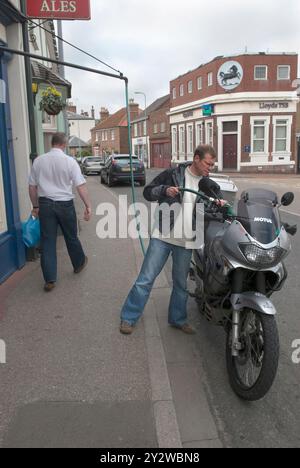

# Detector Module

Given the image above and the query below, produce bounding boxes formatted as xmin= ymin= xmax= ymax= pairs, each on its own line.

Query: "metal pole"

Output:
xmin=57 ymin=20 xmax=65 ymax=78
xmin=20 ymin=0 xmax=38 ymax=162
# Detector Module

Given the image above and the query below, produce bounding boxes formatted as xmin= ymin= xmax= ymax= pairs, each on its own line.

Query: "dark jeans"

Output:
xmin=39 ymin=198 xmax=85 ymax=283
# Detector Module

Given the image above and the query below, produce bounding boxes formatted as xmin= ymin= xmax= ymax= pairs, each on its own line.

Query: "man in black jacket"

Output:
xmin=120 ymin=145 xmax=223 ymax=335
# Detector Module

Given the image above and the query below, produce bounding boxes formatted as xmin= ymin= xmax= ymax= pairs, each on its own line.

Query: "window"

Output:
xmin=253 ymin=120 xmax=266 ymax=153
xmin=223 ymin=121 xmax=238 ymax=133
xmin=172 ymin=127 xmax=178 ymax=156
xmin=179 ymin=84 xmax=184 ymax=96
xmin=208 ymin=72 xmax=213 ymax=87
xmin=134 ymin=123 xmax=138 ymax=137
xmin=205 ymin=122 xmax=213 ymax=146
xmin=179 ymin=126 xmax=185 ymax=154
xmin=254 ymin=65 xmax=268 ymax=80
xmin=187 ymin=125 xmax=194 ymax=155
xmin=143 ymin=121 xmax=147 ymax=136
xmin=197 ymin=77 xmax=202 ymax=90
xmin=154 ymin=123 xmax=159 ymax=134
xmin=188 ymin=80 xmax=193 ymax=94
xmin=101 ymin=131 xmax=105 ymax=142
xmin=111 ymin=130 xmax=115 ymax=141
xmin=275 ymin=119 xmax=288 ymax=152
xmin=172 ymin=87 xmax=176 ymax=99
xmin=96 ymin=131 xmax=101 ymax=142
xmin=160 ymin=122 xmax=166 ymax=133
xmin=195 ymin=122 xmax=204 ymax=146
xmin=277 ymin=65 xmax=290 ymax=80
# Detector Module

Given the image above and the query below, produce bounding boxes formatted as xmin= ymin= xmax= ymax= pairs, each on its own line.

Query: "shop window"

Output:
xmin=179 ymin=126 xmax=185 ymax=154
xmin=254 ymin=65 xmax=268 ymax=80
xmin=275 ymin=119 xmax=288 ymax=152
xmin=277 ymin=65 xmax=290 ymax=80
xmin=187 ymin=125 xmax=194 ymax=155
xmin=223 ymin=121 xmax=238 ymax=133
xmin=172 ymin=127 xmax=178 ymax=156
xmin=196 ymin=122 xmax=204 ymax=146
xmin=205 ymin=122 xmax=213 ymax=146
xmin=253 ymin=120 xmax=266 ymax=153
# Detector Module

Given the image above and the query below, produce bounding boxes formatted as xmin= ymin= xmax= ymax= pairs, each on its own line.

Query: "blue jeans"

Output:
xmin=39 ymin=198 xmax=86 ymax=283
xmin=121 ymin=238 xmax=192 ymax=326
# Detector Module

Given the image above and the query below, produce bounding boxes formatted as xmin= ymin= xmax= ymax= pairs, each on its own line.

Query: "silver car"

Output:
xmin=82 ymin=157 xmax=105 ymax=175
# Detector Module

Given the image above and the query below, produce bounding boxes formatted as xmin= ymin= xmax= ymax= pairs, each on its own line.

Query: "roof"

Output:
xmin=67 ymin=111 xmax=94 ymax=121
xmin=131 ymin=94 xmax=170 ymax=123
xmin=31 ymin=60 xmax=72 ymax=98
xmin=69 ymin=136 xmax=89 ymax=147
xmin=93 ymin=108 xmax=129 ymax=130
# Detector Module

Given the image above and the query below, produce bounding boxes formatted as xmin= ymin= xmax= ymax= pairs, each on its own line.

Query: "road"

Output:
xmin=98 ymin=169 xmax=300 ymax=448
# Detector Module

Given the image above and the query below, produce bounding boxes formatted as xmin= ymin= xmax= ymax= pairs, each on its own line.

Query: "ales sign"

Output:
xmin=26 ymin=0 xmax=91 ymax=20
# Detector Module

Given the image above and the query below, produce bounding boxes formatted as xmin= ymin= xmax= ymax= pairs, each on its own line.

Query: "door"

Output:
xmin=152 ymin=143 xmax=172 ymax=168
xmin=223 ymin=134 xmax=238 ymax=170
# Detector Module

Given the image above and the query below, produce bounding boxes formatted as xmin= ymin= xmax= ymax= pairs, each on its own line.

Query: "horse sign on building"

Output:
xmin=26 ymin=0 xmax=91 ymax=20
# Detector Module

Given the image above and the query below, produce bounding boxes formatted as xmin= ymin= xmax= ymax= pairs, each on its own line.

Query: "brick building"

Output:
xmin=170 ymin=53 xmax=299 ymax=173
xmin=131 ymin=95 xmax=171 ymax=168
xmin=91 ymin=101 xmax=141 ymax=157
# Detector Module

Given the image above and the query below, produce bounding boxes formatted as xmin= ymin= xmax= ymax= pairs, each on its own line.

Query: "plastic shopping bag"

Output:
xmin=22 ymin=215 xmax=40 ymax=248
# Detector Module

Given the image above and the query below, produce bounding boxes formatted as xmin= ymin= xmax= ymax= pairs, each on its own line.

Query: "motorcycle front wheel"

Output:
xmin=226 ymin=309 xmax=279 ymax=401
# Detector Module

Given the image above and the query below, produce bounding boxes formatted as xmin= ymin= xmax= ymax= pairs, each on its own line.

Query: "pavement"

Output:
xmin=0 ymin=177 xmax=222 ymax=448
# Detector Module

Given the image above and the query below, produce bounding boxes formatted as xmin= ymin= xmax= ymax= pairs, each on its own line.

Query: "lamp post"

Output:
xmin=134 ymin=91 xmax=149 ymax=168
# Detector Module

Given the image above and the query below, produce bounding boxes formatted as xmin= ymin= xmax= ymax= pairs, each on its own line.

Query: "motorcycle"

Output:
xmin=187 ymin=180 xmax=297 ymax=401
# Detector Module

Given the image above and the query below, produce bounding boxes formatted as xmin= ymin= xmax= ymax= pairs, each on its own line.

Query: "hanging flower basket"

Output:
xmin=39 ymin=86 xmax=66 ymax=116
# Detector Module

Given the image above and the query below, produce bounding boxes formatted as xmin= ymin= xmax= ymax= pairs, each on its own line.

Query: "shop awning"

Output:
xmin=31 ymin=60 xmax=72 ymax=98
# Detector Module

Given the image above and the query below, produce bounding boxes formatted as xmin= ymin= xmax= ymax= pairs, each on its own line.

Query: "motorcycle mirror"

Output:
xmin=281 ymin=192 xmax=294 ymax=207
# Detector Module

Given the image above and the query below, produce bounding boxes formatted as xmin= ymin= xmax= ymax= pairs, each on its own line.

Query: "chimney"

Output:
xmin=129 ymin=99 xmax=140 ymax=121
xmin=91 ymin=106 xmax=95 ymax=119
xmin=66 ymin=102 xmax=77 ymax=114
xmin=100 ymin=107 xmax=110 ymax=122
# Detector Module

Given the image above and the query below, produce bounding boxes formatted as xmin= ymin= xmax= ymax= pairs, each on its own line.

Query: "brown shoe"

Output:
xmin=171 ymin=323 xmax=196 ymax=335
xmin=74 ymin=256 xmax=88 ymax=274
xmin=120 ymin=322 xmax=134 ymax=335
xmin=44 ymin=282 xmax=56 ymax=292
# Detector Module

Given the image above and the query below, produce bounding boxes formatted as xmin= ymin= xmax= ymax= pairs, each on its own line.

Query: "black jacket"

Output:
xmin=143 ymin=163 xmax=223 ymax=234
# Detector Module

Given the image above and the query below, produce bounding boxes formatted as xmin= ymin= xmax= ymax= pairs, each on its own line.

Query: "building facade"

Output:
xmin=91 ymin=101 xmax=140 ymax=157
xmin=170 ymin=53 xmax=299 ymax=173
xmin=131 ymin=94 xmax=170 ymax=168
xmin=0 ymin=0 xmax=29 ymax=283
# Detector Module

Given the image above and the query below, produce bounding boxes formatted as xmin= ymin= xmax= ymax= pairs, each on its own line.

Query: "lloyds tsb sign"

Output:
xmin=26 ymin=0 xmax=91 ymax=20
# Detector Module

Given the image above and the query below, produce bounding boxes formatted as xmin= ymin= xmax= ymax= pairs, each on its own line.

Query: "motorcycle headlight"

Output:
xmin=239 ymin=243 xmax=286 ymax=267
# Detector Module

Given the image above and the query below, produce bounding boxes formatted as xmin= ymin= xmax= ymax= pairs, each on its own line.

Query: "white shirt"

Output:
xmin=28 ymin=148 xmax=86 ymax=201
xmin=152 ymin=167 xmax=202 ymax=249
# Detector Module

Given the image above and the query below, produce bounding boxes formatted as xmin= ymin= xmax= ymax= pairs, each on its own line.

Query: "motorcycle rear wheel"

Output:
xmin=226 ymin=309 xmax=279 ymax=401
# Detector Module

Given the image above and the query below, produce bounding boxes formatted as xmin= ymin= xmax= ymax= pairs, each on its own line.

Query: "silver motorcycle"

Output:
xmin=188 ymin=182 xmax=297 ymax=401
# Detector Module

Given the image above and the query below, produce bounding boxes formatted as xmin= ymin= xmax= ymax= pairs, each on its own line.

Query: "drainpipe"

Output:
xmin=20 ymin=0 xmax=38 ymax=162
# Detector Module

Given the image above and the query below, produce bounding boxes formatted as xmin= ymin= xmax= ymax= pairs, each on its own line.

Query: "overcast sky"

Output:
xmin=61 ymin=0 xmax=300 ymax=117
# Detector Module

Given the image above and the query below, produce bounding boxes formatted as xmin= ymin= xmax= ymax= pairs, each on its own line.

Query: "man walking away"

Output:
xmin=28 ymin=133 xmax=92 ymax=292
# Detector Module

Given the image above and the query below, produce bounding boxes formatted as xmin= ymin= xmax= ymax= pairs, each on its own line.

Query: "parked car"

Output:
xmin=100 ymin=155 xmax=146 ymax=187
xmin=82 ymin=157 xmax=105 ymax=175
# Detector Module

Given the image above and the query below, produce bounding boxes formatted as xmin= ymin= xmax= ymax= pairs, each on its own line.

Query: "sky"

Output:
xmin=61 ymin=0 xmax=300 ymax=117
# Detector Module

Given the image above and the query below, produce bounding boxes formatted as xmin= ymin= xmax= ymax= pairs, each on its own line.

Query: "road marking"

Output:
xmin=280 ymin=209 xmax=300 ymax=218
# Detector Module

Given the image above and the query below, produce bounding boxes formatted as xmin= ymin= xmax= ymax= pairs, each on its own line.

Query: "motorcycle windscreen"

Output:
xmin=237 ymin=200 xmax=281 ymax=244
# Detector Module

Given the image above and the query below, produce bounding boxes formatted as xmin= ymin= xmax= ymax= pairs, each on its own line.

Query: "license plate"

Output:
xmin=122 ymin=167 xmax=134 ymax=172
